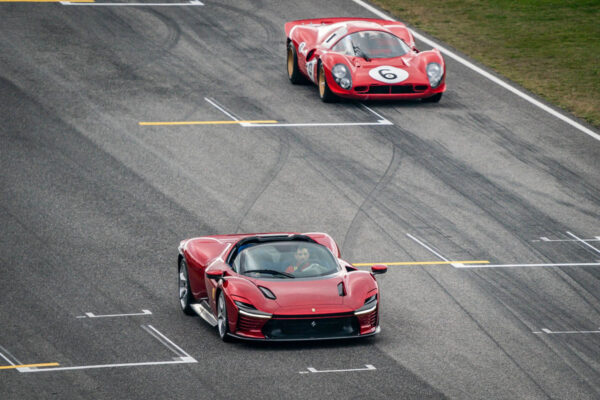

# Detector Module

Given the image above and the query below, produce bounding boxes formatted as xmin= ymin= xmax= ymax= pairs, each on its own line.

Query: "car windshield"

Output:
xmin=331 ymin=30 xmax=410 ymax=59
xmin=234 ymin=241 xmax=339 ymax=279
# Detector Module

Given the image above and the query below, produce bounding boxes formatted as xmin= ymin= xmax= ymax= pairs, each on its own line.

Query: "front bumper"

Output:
xmin=231 ymin=309 xmax=380 ymax=341
xmin=228 ymin=326 xmax=380 ymax=342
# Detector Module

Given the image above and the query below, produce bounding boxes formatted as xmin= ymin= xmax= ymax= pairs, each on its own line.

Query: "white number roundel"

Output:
xmin=368 ymin=66 xmax=409 ymax=83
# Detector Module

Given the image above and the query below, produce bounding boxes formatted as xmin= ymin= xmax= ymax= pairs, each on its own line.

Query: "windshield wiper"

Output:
xmin=351 ymin=41 xmax=370 ymax=61
xmin=245 ymin=269 xmax=294 ymax=278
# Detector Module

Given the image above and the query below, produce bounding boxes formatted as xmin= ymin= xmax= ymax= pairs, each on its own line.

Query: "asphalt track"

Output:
xmin=1 ymin=1 xmax=599 ymax=399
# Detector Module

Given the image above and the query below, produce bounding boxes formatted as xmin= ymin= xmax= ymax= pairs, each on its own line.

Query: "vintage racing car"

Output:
xmin=178 ymin=233 xmax=386 ymax=341
xmin=286 ymin=17 xmax=446 ymax=102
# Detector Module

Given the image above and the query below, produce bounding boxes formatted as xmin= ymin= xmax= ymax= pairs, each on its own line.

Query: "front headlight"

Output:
xmin=234 ymin=301 xmax=272 ymax=319
xmin=332 ymin=64 xmax=352 ymax=90
xmin=426 ymin=62 xmax=443 ymax=88
xmin=354 ymin=294 xmax=377 ymax=315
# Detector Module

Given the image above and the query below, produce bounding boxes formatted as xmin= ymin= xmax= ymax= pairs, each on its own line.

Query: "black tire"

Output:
xmin=178 ymin=259 xmax=195 ymax=316
xmin=217 ymin=291 xmax=232 ymax=342
xmin=318 ymin=63 xmax=338 ymax=103
xmin=422 ymin=92 xmax=442 ymax=103
xmin=287 ymin=42 xmax=304 ymax=84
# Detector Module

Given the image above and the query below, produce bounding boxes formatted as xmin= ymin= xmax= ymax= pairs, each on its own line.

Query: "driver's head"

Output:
xmin=294 ymin=246 xmax=310 ymax=266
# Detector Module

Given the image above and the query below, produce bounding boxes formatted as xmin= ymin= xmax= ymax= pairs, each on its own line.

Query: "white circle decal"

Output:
xmin=368 ymin=66 xmax=409 ymax=83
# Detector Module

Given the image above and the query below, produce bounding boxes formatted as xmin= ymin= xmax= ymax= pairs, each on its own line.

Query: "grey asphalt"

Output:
xmin=1 ymin=1 xmax=599 ymax=399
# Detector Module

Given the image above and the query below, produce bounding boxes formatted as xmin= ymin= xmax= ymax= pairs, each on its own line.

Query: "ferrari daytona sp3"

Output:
xmin=178 ymin=233 xmax=387 ymax=341
xmin=286 ymin=17 xmax=446 ymax=102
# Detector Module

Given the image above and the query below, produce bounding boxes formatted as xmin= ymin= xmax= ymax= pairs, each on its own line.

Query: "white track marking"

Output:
xmin=300 ymin=364 xmax=376 ymax=374
xmin=0 ymin=345 xmax=22 ymax=366
xmin=0 ymin=351 xmax=15 ymax=366
xmin=18 ymin=358 xmax=196 ymax=373
xmin=534 ymin=328 xmax=600 ymax=335
xmin=61 ymin=1 xmax=203 ymax=6
xmin=204 ymin=97 xmax=240 ymax=121
xmin=406 ymin=233 xmax=450 ymax=262
xmin=79 ymin=309 xmax=152 ymax=318
xmin=142 ymin=325 xmax=194 ymax=359
xmin=351 ymin=0 xmax=600 ymax=143
xmin=242 ymin=121 xmax=392 ymax=127
xmin=566 ymin=231 xmax=600 ymax=255
xmin=453 ymin=262 xmax=600 ymax=269
xmin=242 ymin=104 xmax=392 ymax=127
xmin=537 ymin=236 xmax=600 ymax=243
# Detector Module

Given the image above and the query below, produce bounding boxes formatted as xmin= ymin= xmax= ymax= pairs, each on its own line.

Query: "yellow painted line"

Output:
xmin=0 ymin=0 xmax=94 ymax=2
xmin=0 ymin=362 xmax=59 ymax=370
xmin=139 ymin=120 xmax=278 ymax=126
xmin=352 ymin=260 xmax=490 ymax=267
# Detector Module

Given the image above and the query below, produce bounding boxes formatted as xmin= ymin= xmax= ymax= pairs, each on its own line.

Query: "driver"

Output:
xmin=285 ymin=246 xmax=311 ymax=274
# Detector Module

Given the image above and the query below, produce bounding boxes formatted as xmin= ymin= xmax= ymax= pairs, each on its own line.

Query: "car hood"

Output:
xmin=248 ymin=275 xmax=345 ymax=308
xmin=347 ymin=55 xmax=429 ymax=85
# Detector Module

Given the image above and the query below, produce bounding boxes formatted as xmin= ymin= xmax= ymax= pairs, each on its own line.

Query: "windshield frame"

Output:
xmin=233 ymin=241 xmax=341 ymax=280
xmin=330 ymin=30 xmax=411 ymax=59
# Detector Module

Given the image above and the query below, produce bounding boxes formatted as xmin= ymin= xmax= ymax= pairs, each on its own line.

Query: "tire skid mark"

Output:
xmin=340 ymin=144 xmax=400 ymax=254
xmin=233 ymin=128 xmax=290 ymax=233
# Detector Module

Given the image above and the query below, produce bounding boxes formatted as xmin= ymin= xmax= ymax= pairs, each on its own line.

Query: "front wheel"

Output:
xmin=217 ymin=291 xmax=232 ymax=342
xmin=178 ymin=259 xmax=195 ymax=316
xmin=422 ymin=93 xmax=442 ymax=103
xmin=318 ymin=63 xmax=338 ymax=103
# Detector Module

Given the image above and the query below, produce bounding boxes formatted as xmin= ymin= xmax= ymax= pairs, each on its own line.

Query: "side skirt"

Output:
xmin=191 ymin=300 xmax=217 ymax=327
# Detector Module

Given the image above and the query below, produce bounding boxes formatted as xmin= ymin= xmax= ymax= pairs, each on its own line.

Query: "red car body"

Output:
xmin=285 ymin=17 xmax=446 ymax=101
xmin=177 ymin=233 xmax=386 ymax=341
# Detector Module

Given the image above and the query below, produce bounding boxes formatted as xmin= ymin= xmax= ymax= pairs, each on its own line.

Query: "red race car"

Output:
xmin=286 ymin=17 xmax=446 ymax=102
xmin=177 ymin=233 xmax=386 ymax=341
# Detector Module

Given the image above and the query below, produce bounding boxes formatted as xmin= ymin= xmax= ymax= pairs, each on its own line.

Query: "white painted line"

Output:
xmin=0 ymin=351 xmax=15 ymax=366
xmin=242 ymin=121 xmax=393 ymax=128
xmin=454 ymin=262 xmax=600 ymax=269
xmin=143 ymin=325 xmax=194 ymax=359
xmin=301 ymin=364 xmax=376 ymax=374
xmin=566 ymin=231 xmax=600 ymax=255
xmin=537 ymin=237 xmax=600 ymax=243
xmin=204 ymin=97 xmax=239 ymax=121
xmin=18 ymin=359 xmax=196 ymax=373
xmin=0 ymin=345 xmax=21 ymax=366
xmin=61 ymin=0 xmax=203 ymax=6
xmin=535 ymin=328 xmax=600 ymax=335
xmin=351 ymin=0 xmax=600 ymax=143
xmin=80 ymin=309 xmax=152 ymax=318
xmin=406 ymin=233 xmax=450 ymax=262
xmin=361 ymin=104 xmax=390 ymax=123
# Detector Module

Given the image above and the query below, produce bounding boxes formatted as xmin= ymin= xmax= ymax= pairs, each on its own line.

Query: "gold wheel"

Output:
xmin=318 ymin=65 xmax=326 ymax=98
xmin=287 ymin=47 xmax=294 ymax=78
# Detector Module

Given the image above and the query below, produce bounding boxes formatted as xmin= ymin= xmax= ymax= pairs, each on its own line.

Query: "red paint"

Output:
xmin=179 ymin=232 xmax=383 ymax=340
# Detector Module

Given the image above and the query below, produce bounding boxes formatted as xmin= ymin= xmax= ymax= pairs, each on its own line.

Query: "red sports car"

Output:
xmin=285 ymin=17 xmax=446 ymax=102
xmin=177 ymin=233 xmax=386 ymax=341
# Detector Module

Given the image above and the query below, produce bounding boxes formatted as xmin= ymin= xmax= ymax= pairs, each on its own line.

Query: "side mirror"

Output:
xmin=371 ymin=264 xmax=387 ymax=275
xmin=206 ymin=270 xmax=226 ymax=280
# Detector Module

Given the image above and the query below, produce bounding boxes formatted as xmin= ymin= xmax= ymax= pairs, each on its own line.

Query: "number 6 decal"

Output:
xmin=369 ymin=66 xmax=409 ymax=83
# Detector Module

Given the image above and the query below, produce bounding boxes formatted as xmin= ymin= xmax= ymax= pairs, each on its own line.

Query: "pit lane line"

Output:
xmin=299 ymin=364 xmax=376 ymax=374
xmin=533 ymin=328 xmax=600 ymax=335
xmin=352 ymin=260 xmax=489 ymax=267
xmin=16 ymin=325 xmax=197 ymax=373
xmin=76 ymin=309 xmax=152 ymax=318
xmin=139 ymin=99 xmax=391 ymax=128
xmin=352 ymin=0 xmax=600 ymax=143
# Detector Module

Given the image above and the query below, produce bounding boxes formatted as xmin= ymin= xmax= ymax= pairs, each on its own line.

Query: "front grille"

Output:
xmin=238 ymin=314 xmax=266 ymax=331
xmin=366 ymin=84 xmax=426 ymax=94
xmin=263 ymin=316 xmax=359 ymax=339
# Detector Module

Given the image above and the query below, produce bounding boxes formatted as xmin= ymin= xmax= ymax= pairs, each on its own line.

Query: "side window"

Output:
xmin=331 ymin=36 xmax=352 ymax=55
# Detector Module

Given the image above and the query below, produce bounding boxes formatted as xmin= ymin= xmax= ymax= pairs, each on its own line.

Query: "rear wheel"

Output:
xmin=422 ymin=92 xmax=442 ymax=103
xmin=287 ymin=42 xmax=303 ymax=84
xmin=318 ymin=63 xmax=337 ymax=103
xmin=217 ymin=291 xmax=232 ymax=342
xmin=178 ymin=259 xmax=195 ymax=316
